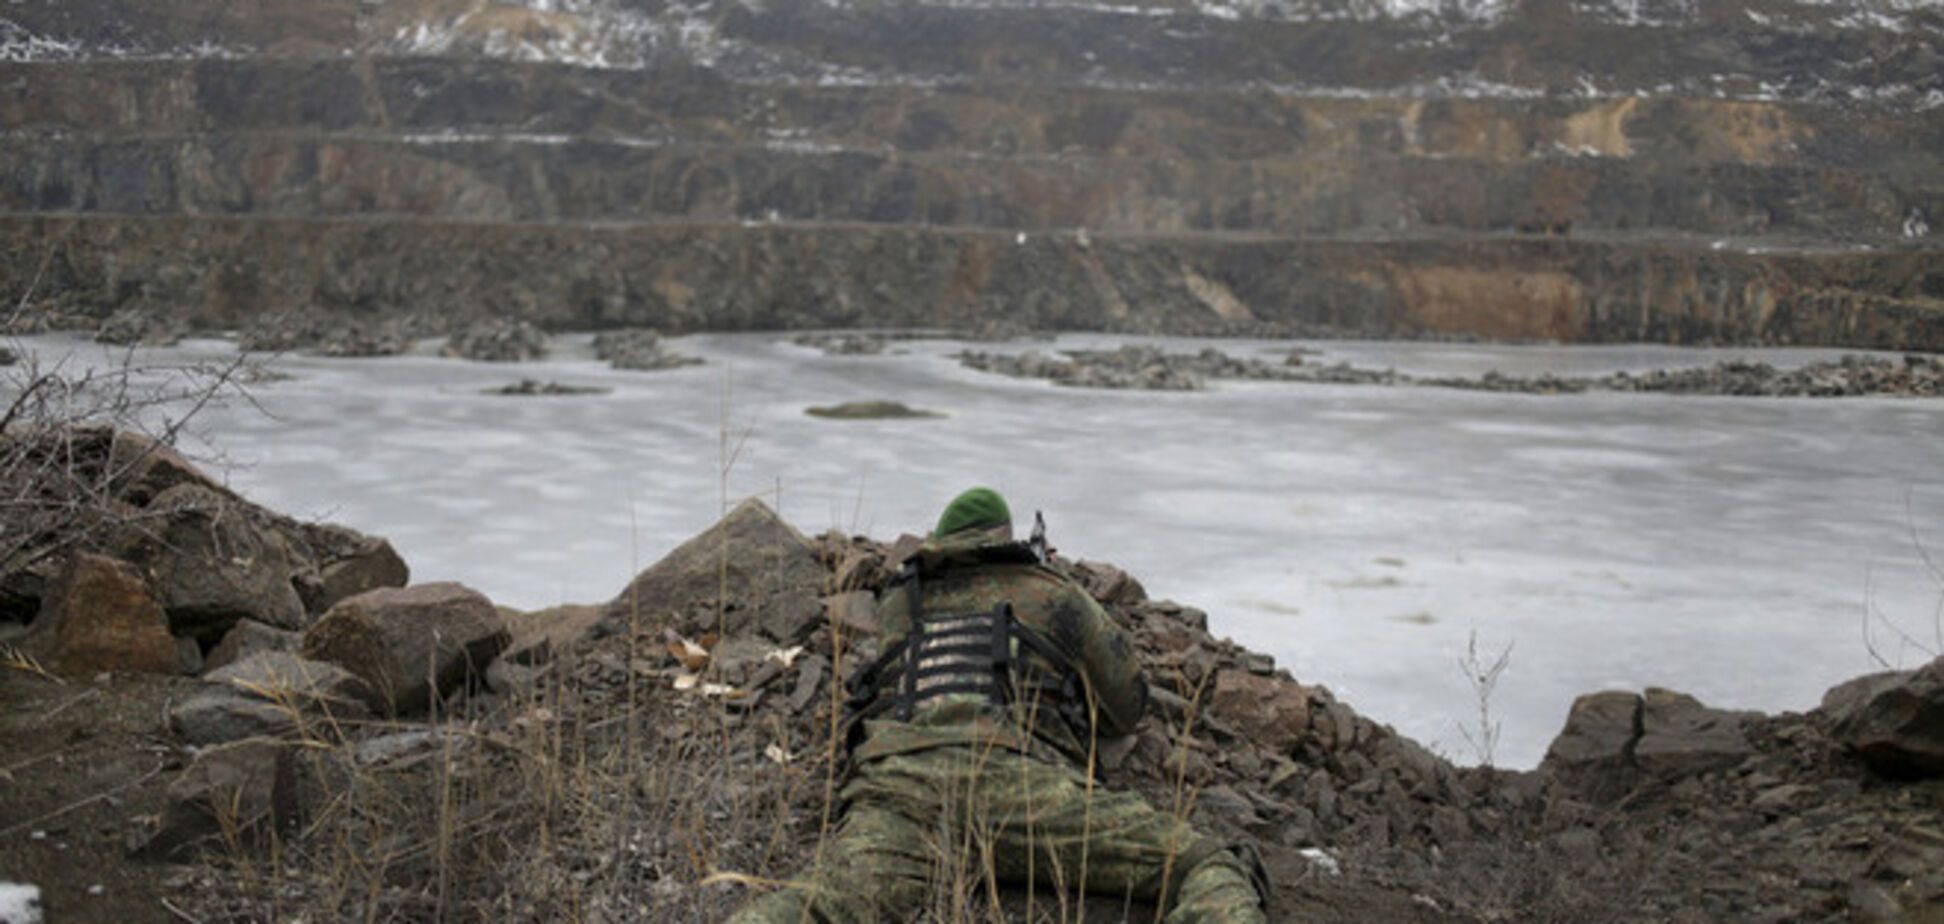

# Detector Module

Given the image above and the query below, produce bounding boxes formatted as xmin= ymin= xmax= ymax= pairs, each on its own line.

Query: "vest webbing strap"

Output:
xmin=842 ymin=559 xmax=1092 ymax=752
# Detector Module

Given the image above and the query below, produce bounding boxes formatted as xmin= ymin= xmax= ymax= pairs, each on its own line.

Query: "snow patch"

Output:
xmin=813 ymin=0 xmax=1511 ymax=24
xmin=0 ymin=18 xmax=250 ymax=62
xmin=1299 ymin=848 xmax=1342 ymax=876
xmin=399 ymin=131 xmax=576 ymax=145
xmin=380 ymin=0 xmax=732 ymax=70
xmin=0 ymin=883 xmax=43 ymax=924
xmin=1544 ymin=141 xmax=1611 ymax=158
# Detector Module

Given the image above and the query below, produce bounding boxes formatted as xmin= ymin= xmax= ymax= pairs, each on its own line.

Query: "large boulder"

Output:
xmin=293 ymin=523 xmax=410 ymax=616
xmin=1207 ymin=670 xmax=1311 ymax=755
xmin=17 ymin=551 xmax=180 ymax=676
xmin=1633 ymin=688 xmax=1754 ymax=778
xmin=601 ymin=499 xmax=828 ymax=643
xmin=1823 ymin=656 xmax=1944 ymax=778
xmin=170 ymin=652 xmax=371 ymax=745
xmin=301 ymin=583 xmax=509 ymax=715
xmin=118 ymin=483 xmax=308 ymax=640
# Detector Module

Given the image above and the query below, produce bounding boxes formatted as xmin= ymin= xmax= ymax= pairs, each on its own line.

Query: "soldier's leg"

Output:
xmin=724 ymin=801 xmax=931 ymax=924
xmin=976 ymin=751 xmax=1268 ymax=924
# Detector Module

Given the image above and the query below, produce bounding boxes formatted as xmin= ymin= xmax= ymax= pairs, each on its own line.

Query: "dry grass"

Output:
xmin=174 ymin=605 xmax=1231 ymax=923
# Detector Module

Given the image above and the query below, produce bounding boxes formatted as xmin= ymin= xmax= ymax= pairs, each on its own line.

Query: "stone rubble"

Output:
xmin=0 ymin=427 xmax=409 ymax=674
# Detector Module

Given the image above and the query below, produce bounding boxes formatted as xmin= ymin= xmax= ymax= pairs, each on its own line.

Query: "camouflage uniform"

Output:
xmin=729 ymin=527 xmax=1268 ymax=923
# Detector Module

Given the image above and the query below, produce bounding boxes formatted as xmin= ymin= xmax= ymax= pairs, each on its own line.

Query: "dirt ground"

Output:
xmin=0 ymin=670 xmax=200 ymax=924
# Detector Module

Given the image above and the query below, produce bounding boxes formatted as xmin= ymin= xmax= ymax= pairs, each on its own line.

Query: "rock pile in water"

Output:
xmin=792 ymin=332 xmax=890 ymax=355
xmin=963 ymin=344 xmax=1943 ymax=398
xmin=92 ymin=306 xmax=184 ymax=348
xmin=1612 ymin=354 xmax=1944 ymax=397
xmin=960 ymin=345 xmax=1400 ymax=390
xmin=804 ymin=400 xmax=941 ymax=419
xmin=486 ymin=379 xmax=610 ymax=396
xmin=1427 ymin=354 xmax=1944 ymax=397
xmin=592 ymin=328 xmax=703 ymax=371
xmin=237 ymin=315 xmax=416 ymax=357
xmin=443 ymin=318 xmax=549 ymax=362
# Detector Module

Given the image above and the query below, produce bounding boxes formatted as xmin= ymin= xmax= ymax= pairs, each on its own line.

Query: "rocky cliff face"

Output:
xmin=2 ymin=0 xmax=1939 ymax=346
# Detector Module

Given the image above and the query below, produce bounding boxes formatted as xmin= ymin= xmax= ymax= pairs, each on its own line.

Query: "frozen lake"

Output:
xmin=10 ymin=332 xmax=1943 ymax=768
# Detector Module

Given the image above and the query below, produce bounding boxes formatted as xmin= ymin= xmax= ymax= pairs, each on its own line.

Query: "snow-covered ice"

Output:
xmin=7 ymin=332 xmax=1941 ymax=769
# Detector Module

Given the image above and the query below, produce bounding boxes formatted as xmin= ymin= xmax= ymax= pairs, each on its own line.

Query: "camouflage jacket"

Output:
xmin=851 ymin=528 xmax=1148 ymax=764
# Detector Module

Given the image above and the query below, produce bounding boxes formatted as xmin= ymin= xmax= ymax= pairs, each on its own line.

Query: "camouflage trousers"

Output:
xmin=727 ymin=744 xmax=1268 ymax=923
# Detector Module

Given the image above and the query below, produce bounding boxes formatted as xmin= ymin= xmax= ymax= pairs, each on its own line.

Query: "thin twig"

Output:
xmin=160 ymin=896 xmax=205 ymax=924
xmin=41 ymin=686 xmax=99 ymax=721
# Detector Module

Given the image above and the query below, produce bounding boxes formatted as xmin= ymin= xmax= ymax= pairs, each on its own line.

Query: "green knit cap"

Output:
xmin=934 ymin=487 xmax=1012 ymax=538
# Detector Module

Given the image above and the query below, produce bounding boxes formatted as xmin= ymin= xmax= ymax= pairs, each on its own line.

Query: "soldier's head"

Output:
xmin=933 ymin=487 xmax=1012 ymax=540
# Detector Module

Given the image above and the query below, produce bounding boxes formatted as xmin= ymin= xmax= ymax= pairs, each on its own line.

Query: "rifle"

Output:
xmin=1029 ymin=511 xmax=1054 ymax=563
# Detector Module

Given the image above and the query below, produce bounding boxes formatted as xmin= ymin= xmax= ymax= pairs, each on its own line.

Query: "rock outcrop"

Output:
xmin=2 ymin=0 xmax=1940 ymax=350
xmin=599 ymin=498 xmax=829 ymax=644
